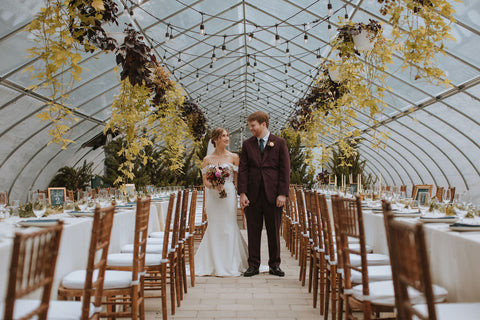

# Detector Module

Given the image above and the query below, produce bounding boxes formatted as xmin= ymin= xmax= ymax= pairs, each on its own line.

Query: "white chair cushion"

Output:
xmin=149 ymin=231 xmax=165 ymax=238
xmin=121 ymin=243 xmax=164 ymax=254
xmin=413 ymin=303 xmax=480 ymax=320
xmin=350 ymin=253 xmax=390 ymax=267
xmin=62 ymin=270 xmax=132 ymax=290
xmin=0 ymin=299 xmax=40 ymax=319
xmin=351 ymin=265 xmax=392 ymax=283
xmin=351 ymin=280 xmax=448 ymax=306
xmin=47 ymin=300 xmax=95 ymax=320
xmin=108 ymin=253 xmax=164 ymax=267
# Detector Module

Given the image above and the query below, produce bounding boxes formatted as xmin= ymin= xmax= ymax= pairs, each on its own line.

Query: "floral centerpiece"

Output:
xmin=205 ymin=166 xmax=230 ymax=198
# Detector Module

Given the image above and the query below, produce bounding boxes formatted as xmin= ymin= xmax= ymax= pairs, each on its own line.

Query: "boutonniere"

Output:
xmin=267 ymin=141 xmax=275 ymax=147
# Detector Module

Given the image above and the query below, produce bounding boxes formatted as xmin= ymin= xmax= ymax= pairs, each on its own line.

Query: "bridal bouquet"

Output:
xmin=205 ymin=166 xmax=230 ymax=198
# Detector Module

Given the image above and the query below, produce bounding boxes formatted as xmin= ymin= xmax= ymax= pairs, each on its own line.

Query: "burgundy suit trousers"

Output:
xmin=244 ymin=183 xmax=283 ymax=268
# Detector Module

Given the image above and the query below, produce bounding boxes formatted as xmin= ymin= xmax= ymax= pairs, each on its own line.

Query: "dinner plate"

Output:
xmin=449 ymin=223 xmax=480 ymax=232
xmin=69 ymin=211 xmax=94 ymax=218
xmin=393 ymin=212 xmax=421 ymax=218
xmin=420 ymin=216 xmax=458 ymax=223
xmin=18 ymin=219 xmax=61 ymax=227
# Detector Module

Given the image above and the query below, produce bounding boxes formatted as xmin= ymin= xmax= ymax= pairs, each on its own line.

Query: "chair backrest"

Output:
xmin=435 ymin=187 xmax=444 ymax=202
xmin=317 ymin=193 xmax=336 ymax=263
xmin=382 ymin=200 xmax=437 ymax=320
xmin=82 ymin=204 xmax=116 ymax=319
xmin=335 ymin=196 xmax=369 ymax=295
xmin=132 ymin=196 xmax=151 ymax=282
xmin=305 ymin=191 xmax=323 ymax=252
xmin=448 ymin=187 xmax=455 ymax=202
xmin=295 ymin=188 xmax=308 ymax=236
xmin=287 ymin=186 xmax=298 ymax=225
xmin=187 ymin=190 xmax=198 ymax=238
xmin=178 ymin=189 xmax=189 ymax=242
xmin=4 ymin=221 xmax=64 ymax=320
xmin=161 ymin=193 xmax=176 ymax=260
xmin=170 ymin=190 xmax=183 ymax=252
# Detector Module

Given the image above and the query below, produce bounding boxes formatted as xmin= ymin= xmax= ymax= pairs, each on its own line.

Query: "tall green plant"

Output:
xmin=281 ymin=128 xmax=315 ymax=189
xmin=49 ymin=160 xmax=94 ymax=190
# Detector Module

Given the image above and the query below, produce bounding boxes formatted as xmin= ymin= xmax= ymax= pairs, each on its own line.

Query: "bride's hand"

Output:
xmin=215 ymin=184 xmax=224 ymax=192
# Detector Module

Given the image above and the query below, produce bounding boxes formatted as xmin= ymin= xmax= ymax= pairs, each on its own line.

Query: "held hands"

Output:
xmin=240 ymin=193 xmax=250 ymax=209
xmin=276 ymin=195 xmax=286 ymax=208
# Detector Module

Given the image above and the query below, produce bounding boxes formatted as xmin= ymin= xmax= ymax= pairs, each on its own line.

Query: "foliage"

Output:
xmin=49 ymin=160 xmax=94 ymax=190
xmin=384 ymin=0 xmax=457 ymax=85
xmin=316 ymin=169 xmax=330 ymax=185
xmin=25 ymin=0 xmax=119 ymax=149
xmin=181 ymin=100 xmax=208 ymax=141
xmin=281 ymin=128 xmax=316 ymax=189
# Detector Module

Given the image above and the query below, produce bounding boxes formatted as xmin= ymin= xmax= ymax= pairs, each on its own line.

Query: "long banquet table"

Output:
xmin=0 ymin=204 xmax=161 ymax=301
xmin=362 ymin=210 xmax=480 ymax=303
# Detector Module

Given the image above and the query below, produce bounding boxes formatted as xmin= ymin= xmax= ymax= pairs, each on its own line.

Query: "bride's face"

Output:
xmin=216 ymin=130 xmax=229 ymax=148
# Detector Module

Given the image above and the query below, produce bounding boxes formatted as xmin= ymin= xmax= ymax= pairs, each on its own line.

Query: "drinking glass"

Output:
xmin=417 ymin=191 xmax=429 ymax=214
xmin=63 ymin=200 xmax=75 ymax=213
xmin=77 ymin=191 xmax=88 ymax=211
xmin=442 ymin=189 xmax=452 ymax=205
xmin=32 ymin=193 xmax=47 ymax=218
xmin=115 ymin=190 xmax=126 ymax=206
xmin=98 ymin=189 xmax=110 ymax=208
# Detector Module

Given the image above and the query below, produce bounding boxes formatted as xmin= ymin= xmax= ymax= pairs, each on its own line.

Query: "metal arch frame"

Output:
xmin=0 ymin=83 xmax=119 ymax=170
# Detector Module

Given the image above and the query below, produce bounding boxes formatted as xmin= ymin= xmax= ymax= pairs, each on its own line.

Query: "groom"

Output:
xmin=238 ymin=111 xmax=290 ymax=277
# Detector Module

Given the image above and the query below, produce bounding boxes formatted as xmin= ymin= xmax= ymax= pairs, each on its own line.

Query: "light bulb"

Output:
xmin=200 ymin=24 xmax=205 ymax=35
xmin=248 ymin=32 xmax=254 ymax=42
xmin=304 ymin=33 xmax=308 ymax=44
xmin=328 ymin=2 xmax=333 ymax=16
xmin=275 ymin=34 xmax=280 ymax=46
xmin=222 ymin=44 xmax=226 ymax=55
xmin=165 ymin=31 xmax=169 ymax=41
xmin=286 ymin=47 xmax=290 ymax=56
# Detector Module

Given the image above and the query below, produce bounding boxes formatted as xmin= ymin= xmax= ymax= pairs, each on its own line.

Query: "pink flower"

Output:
xmin=215 ymin=170 xmax=222 ymax=178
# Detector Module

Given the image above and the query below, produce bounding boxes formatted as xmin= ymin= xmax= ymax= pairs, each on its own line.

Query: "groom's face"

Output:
xmin=248 ymin=120 xmax=267 ymax=138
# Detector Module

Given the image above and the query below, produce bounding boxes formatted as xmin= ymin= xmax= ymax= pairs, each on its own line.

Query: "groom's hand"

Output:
xmin=276 ymin=195 xmax=287 ymax=208
xmin=240 ymin=193 xmax=250 ymax=209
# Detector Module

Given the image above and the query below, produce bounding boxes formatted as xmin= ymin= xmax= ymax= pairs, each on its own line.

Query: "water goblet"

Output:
xmin=442 ymin=188 xmax=452 ymax=205
xmin=77 ymin=191 xmax=88 ymax=211
xmin=32 ymin=193 xmax=47 ymax=218
xmin=417 ymin=191 xmax=429 ymax=214
xmin=63 ymin=200 xmax=75 ymax=213
xmin=115 ymin=190 xmax=126 ymax=206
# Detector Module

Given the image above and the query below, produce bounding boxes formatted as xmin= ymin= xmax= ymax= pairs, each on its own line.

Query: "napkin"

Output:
xmin=450 ymin=222 xmax=480 ymax=228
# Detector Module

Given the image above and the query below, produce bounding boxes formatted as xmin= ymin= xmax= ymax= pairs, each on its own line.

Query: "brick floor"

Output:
xmin=145 ymin=229 xmax=326 ymax=320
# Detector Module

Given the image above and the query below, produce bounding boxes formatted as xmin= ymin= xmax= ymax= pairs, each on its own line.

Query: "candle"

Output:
xmin=335 ymin=175 xmax=337 ymax=187
xmin=358 ymin=174 xmax=362 ymax=192
xmin=349 ymin=174 xmax=353 ymax=184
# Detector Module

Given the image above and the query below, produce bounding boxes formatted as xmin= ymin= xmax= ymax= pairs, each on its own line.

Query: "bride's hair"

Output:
xmin=210 ymin=127 xmax=228 ymax=147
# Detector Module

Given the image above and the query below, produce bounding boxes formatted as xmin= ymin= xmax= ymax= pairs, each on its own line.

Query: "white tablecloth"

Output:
xmin=363 ymin=211 xmax=480 ymax=303
xmin=151 ymin=200 xmax=170 ymax=231
xmin=0 ymin=204 xmax=160 ymax=301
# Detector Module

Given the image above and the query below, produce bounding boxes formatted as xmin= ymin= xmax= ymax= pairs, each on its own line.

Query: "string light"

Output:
xmin=253 ymin=55 xmax=257 ymax=70
xmin=228 ymin=80 xmax=231 ymax=89
xmin=345 ymin=7 xmax=349 ymax=19
xmin=248 ymin=32 xmax=254 ymax=42
xmin=252 ymin=72 xmax=256 ymax=82
xmin=275 ymin=25 xmax=280 ymax=46
xmin=222 ymin=35 xmax=227 ymax=55
xmin=284 ymin=64 xmax=288 ymax=74
xmin=177 ymin=52 xmax=181 ymax=65
xmin=285 ymin=40 xmax=290 ymax=56
xmin=328 ymin=18 xmax=332 ymax=33
xmin=328 ymin=1 xmax=333 ymax=16
xmin=211 ymin=46 xmax=216 ymax=62
xmin=246 ymin=54 xmax=251 ymax=68
xmin=223 ymin=77 xmax=226 ymax=87
xmin=304 ymin=24 xmax=309 ymax=44
xmin=316 ymin=49 xmax=322 ymax=65
xmin=196 ymin=69 xmax=199 ymax=82
xmin=169 ymin=27 xmax=174 ymax=40
xmin=209 ymin=60 xmax=213 ymax=70
xmin=165 ymin=24 xmax=170 ymax=42
xmin=288 ymin=57 xmax=292 ymax=70
xmin=200 ymin=13 xmax=205 ymax=35
xmin=285 ymin=80 xmax=288 ymax=88
xmin=206 ymin=83 xmax=209 ymax=92
xmin=232 ymin=90 xmax=235 ymax=98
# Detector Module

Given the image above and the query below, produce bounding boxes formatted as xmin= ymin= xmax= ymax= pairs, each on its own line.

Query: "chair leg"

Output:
xmin=312 ymin=258 xmax=319 ymax=308
xmin=319 ymin=256 xmax=325 ymax=316
xmin=331 ymin=267 xmax=337 ymax=320
xmin=189 ymin=238 xmax=195 ymax=287
xmin=325 ymin=268 xmax=331 ymax=320
xmin=161 ymin=265 xmax=168 ymax=320
xmin=308 ymin=253 xmax=314 ymax=293
xmin=169 ymin=260 xmax=176 ymax=315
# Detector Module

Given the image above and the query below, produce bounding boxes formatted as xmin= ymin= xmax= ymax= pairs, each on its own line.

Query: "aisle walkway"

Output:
xmin=145 ymin=230 xmax=324 ymax=320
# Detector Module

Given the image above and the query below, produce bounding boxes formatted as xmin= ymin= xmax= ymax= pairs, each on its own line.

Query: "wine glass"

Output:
xmin=417 ymin=192 xmax=429 ymax=214
xmin=442 ymin=189 xmax=452 ymax=205
xmin=32 ymin=193 xmax=47 ymax=218
xmin=115 ymin=190 xmax=126 ymax=206
xmin=98 ymin=189 xmax=109 ymax=208
xmin=77 ymin=191 xmax=88 ymax=211
xmin=63 ymin=200 xmax=74 ymax=213
xmin=0 ymin=191 xmax=7 ymax=220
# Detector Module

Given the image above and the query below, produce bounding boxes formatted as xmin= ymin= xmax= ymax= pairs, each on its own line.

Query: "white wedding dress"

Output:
xmin=195 ymin=163 xmax=248 ymax=276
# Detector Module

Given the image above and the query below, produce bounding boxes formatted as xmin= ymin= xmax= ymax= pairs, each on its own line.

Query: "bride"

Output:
xmin=195 ymin=127 xmax=248 ymax=276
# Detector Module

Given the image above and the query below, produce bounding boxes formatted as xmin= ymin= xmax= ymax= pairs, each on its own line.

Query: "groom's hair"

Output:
xmin=247 ymin=111 xmax=269 ymax=128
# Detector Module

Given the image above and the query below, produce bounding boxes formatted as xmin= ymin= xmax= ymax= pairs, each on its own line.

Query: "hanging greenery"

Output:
xmin=25 ymin=0 xmax=120 ymax=149
xmin=181 ymin=100 xmax=208 ymax=141
xmin=49 ymin=160 xmax=94 ymax=191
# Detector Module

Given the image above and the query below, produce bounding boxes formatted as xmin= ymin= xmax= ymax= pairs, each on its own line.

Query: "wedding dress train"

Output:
xmin=195 ymin=163 xmax=248 ymax=276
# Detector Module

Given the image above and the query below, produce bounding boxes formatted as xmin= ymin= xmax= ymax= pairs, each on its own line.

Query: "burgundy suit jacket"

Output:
xmin=237 ymin=134 xmax=290 ymax=204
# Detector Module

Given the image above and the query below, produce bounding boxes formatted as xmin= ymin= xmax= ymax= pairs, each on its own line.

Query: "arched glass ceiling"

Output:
xmin=0 ymin=0 xmax=479 ymax=202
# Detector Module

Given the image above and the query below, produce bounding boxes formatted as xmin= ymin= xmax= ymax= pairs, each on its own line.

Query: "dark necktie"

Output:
xmin=259 ymin=139 xmax=265 ymax=153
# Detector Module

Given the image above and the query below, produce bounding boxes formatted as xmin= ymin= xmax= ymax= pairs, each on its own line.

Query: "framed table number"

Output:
xmin=48 ymin=187 xmax=67 ymax=207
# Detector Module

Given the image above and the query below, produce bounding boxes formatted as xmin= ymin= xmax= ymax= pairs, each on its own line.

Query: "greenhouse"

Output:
xmin=1 ymin=0 xmax=479 ymax=319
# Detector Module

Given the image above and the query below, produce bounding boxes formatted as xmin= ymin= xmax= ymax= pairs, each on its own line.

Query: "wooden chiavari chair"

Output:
xmin=307 ymin=191 xmax=326 ymax=315
xmin=295 ymin=188 xmax=309 ymax=286
xmin=57 ymin=205 xmax=115 ymax=320
xmin=193 ymin=186 xmax=207 ymax=242
xmin=2 ymin=221 xmax=63 ymax=320
xmin=381 ymin=200 xmax=475 ymax=320
xmin=435 ymin=187 xmax=444 ymax=202
xmin=185 ymin=189 xmax=198 ymax=287
xmin=177 ymin=189 xmax=190 ymax=299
